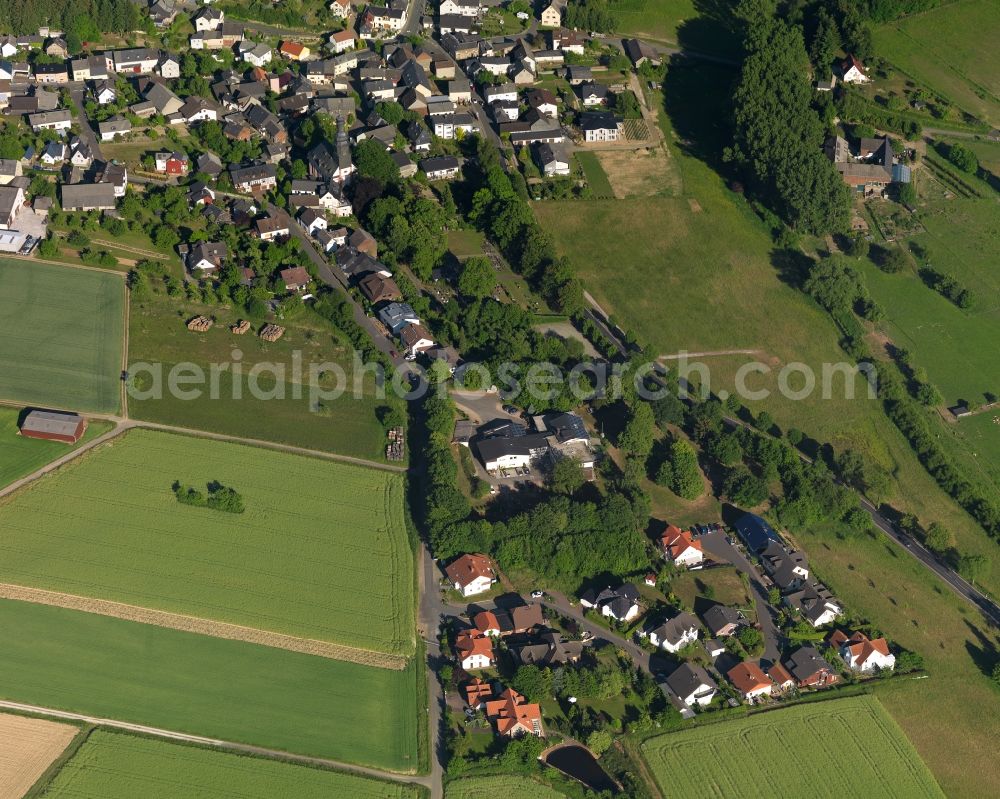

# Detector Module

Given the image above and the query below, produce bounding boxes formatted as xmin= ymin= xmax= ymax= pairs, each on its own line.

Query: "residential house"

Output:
xmin=158 ymin=54 xmax=181 ymax=79
xmin=186 ymin=241 xmax=228 ymax=272
xmin=70 ymin=55 xmax=108 ymax=81
xmin=154 ymin=151 xmax=189 ymax=176
xmin=509 ymin=630 xmax=583 ymax=667
xmin=328 ymin=30 xmax=357 ymax=54
xmin=475 ymin=432 xmax=551 ymax=472
xmin=280 ymin=266 xmax=311 ymax=292
xmin=193 ymin=7 xmax=224 ymax=31
xmin=196 ymin=151 xmax=224 ymax=176
xmin=243 ymin=43 xmax=273 ymax=67
xmin=759 ymin=541 xmax=809 ymax=592
xmin=279 ymin=41 xmax=310 ymax=61
xmin=785 ymin=582 xmax=841 ymax=628
xmin=255 ymin=215 xmax=289 ymax=241
xmin=360 ymin=5 xmax=405 ymax=36
xmin=229 ymin=161 xmax=278 ymax=193
xmin=329 ymin=0 xmax=352 ymax=18
xmin=828 ymin=630 xmax=895 ymax=673
xmin=69 ymin=143 xmax=93 ymax=167
xmin=444 ymin=553 xmax=496 ymax=596
xmin=734 ymin=512 xmax=782 ymax=553
xmin=93 ymin=80 xmax=117 ymax=105
xmin=580 ymin=111 xmax=619 ymax=142
xmin=526 ymin=88 xmax=558 ymax=117
xmin=839 ymin=54 xmax=870 ymax=84
xmin=767 ymin=662 xmax=796 ymax=692
xmin=34 ymin=63 xmax=69 ymax=84
xmin=98 ymin=116 xmax=131 ymax=142
xmin=576 ymin=81 xmax=608 ymax=107
xmin=0 ymin=159 xmax=21 ymax=185
xmin=565 ymin=65 xmax=591 ymax=85
xmin=535 ymin=142 xmax=569 ymax=176
xmin=143 ymin=81 xmax=184 ymax=116
xmin=358 ymin=272 xmax=401 ymax=304
xmin=448 ymin=77 xmax=472 ymax=104
xmin=315 ymin=226 xmax=346 ymax=253
xmin=646 ymin=611 xmax=700 ymax=653
xmin=484 ymin=83 xmax=518 ymax=105
xmin=39 ymin=141 xmax=65 ymax=165
xmin=580 ymin=583 xmax=641 ymax=623
xmin=661 ymin=524 xmax=704 ymax=568
xmin=348 ymin=227 xmax=378 ymax=256
xmin=44 ymin=38 xmax=68 ymax=59
xmin=785 ymin=646 xmax=839 ymax=688
xmin=60 ymin=182 xmax=116 ymax=211
xmin=455 ymin=629 xmax=495 ymax=669
xmin=179 ymin=97 xmax=218 ymax=123
xmin=28 ymin=109 xmax=71 ymax=134
xmin=702 ymin=605 xmax=744 ymax=638
xmin=485 ymin=688 xmax=544 ymax=737
xmin=112 ymin=48 xmax=159 ymax=74
xmin=420 ymin=155 xmax=460 ymax=180
xmin=0 ymin=185 xmax=24 ymax=228
xmin=666 ymin=663 xmax=717 ymax=707
xmin=623 ymin=38 xmax=660 ymax=68
xmin=400 ymin=322 xmax=435 ymax=358
xmin=539 ymin=0 xmax=563 ymax=27
xmin=297 ymin=206 xmax=328 ymax=236
xmin=727 ymin=661 xmax=773 ymax=703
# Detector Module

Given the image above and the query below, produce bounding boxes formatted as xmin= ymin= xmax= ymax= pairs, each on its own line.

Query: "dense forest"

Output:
xmin=0 ymin=0 xmax=145 ymax=47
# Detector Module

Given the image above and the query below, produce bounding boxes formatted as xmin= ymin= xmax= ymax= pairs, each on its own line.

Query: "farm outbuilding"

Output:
xmin=18 ymin=410 xmax=87 ymax=444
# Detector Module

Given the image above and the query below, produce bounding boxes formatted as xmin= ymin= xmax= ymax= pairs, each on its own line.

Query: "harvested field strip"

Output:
xmin=0 ymin=712 xmax=78 ymax=799
xmin=0 ymin=584 xmax=406 ymax=669
xmin=0 ymin=429 xmax=414 ymax=655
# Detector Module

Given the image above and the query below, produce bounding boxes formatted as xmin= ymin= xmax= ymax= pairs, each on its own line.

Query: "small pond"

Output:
xmin=544 ymin=744 xmax=618 ymax=793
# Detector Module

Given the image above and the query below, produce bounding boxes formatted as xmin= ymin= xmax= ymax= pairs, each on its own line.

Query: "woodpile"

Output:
xmin=230 ymin=319 xmax=251 ymax=335
xmin=187 ymin=315 xmax=213 ymax=332
xmin=259 ymin=323 xmax=285 ymax=342
xmin=386 ymin=426 xmax=405 ymax=461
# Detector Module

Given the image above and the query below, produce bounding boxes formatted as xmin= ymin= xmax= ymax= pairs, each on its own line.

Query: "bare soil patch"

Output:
xmin=0 ymin=584 xmax=407 ymax=670
xmin=595 ymin=146 xmax=682 ymax=198
xmin=0 ymin=713 xmax=78 ymax=798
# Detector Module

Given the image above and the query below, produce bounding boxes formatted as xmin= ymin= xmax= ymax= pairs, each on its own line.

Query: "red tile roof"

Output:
xmin=444 ymin=553 xmax=494 ymax=588
xmin=727 ymin=661 xmax=771 ymax=695
xmin=661 ymin=524 xmax=702 ymax=560
xmin=455 ymin=630 xmax=494 ymax=663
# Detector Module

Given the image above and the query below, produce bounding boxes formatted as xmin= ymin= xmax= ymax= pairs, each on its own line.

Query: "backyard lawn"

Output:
xmin=38 ymin=730 xmax=425 ymax=799
xmin=0 ymin=428 xmax=414 ymax=656
xmin=575 ymin=151 xmax=614 ymax=198
xmin=0 ymin=260 xmax=124 ymax=414
xmin=0 ymin=600 xmax=420 ymax=772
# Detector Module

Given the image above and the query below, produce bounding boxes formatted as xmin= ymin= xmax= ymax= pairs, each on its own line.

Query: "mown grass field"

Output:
xmin=0 ymin=428 xmax=414 ymax=655
xmin=444 ymin=775 xmax=567 ymax=798
xmin=447 ymin=228 xmax=487 ymax=260
xmin=38 ymin=730 xmax=425 ymax=799
xmin=0 ymin=260 xmax=123 ymax=414
xmin=610 ymin=0 xmax=740 ymax=54
xmin=0 ymin=600 xmax=420 ymax=771
xmin=0 ymin=407 xmax=112 ymax=489
xmin=128 ymin=292 xmax=394 ymax=462
xmin=858 ymin=197 xmax=1000 ymax=406
xmin=642 ymin=695 xmax=943 ymax=798
xmin=874 ymin=0 xmax=1000 ymax=126
xmin=575 ymin=151 xmax=614 ymax=198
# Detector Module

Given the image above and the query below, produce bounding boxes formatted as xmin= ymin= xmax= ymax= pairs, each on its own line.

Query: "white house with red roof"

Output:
xmin=829 ymin=629 xmax=895 ymax=673
xmin=444 ymin=553 xmax=496 ymax=596
xmin=660 ymin=524 xmax=704 ymax=568
xmin=485 ymin=688 xmax=544 ymax=737
xmin=727 ymin=661 xmax=773 ymax=703
xmin=455 ymin=629 xmax=494 ymax=670
xmin=840 ymin=54 xmax=870 ymax=84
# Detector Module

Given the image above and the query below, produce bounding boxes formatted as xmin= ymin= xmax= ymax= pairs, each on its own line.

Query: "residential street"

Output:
xmin=699 ymin=530 xmax=783 ymax=662
xmin=67 ymin=85 xmax=104 ymax=161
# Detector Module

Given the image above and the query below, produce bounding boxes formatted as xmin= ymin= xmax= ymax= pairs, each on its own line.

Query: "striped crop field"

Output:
xmin=0 ymin=428 xmax=414 ymax=659
xmin=37 ymin=730 xmax=425 ymax=799
xmin=641 ymin=695 xmax=944 ymax=798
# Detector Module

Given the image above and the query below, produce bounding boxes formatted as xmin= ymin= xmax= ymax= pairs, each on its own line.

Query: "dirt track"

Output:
xmin=0 ymin=584 xmax=407 ymax=670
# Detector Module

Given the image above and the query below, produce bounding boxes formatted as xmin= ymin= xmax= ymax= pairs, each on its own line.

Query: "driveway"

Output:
xmin=68 ymin=86 xmax=104 ymax=161
xmin=450 ymin=389 xmax=521 ymax=424
xmin=698 ymin=530 xmax=783 ymax=662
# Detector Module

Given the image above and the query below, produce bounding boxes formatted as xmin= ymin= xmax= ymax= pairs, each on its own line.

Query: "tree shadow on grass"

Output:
xmin=675 ymin=0 xmax=742 ymax=59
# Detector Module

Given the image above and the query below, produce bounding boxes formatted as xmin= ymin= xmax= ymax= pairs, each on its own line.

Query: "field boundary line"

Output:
xmin=0 ymin=700 xmax=431 ymax=785
xmin=0 ymin=583 xmax=408 ymax=670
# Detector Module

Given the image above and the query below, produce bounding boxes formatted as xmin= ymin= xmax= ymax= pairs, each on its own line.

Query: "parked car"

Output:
xmin=502 ymin=404 xmax=519 ymax=414
xmin=530 ymin=590 xmax=544 ymax=598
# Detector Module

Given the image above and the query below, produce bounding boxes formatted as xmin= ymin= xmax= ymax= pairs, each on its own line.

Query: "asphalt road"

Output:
xmin=698 ymin=530 xmax=782 ymax=662
xmin=68 ymin=86 xmax=104 ymax=161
